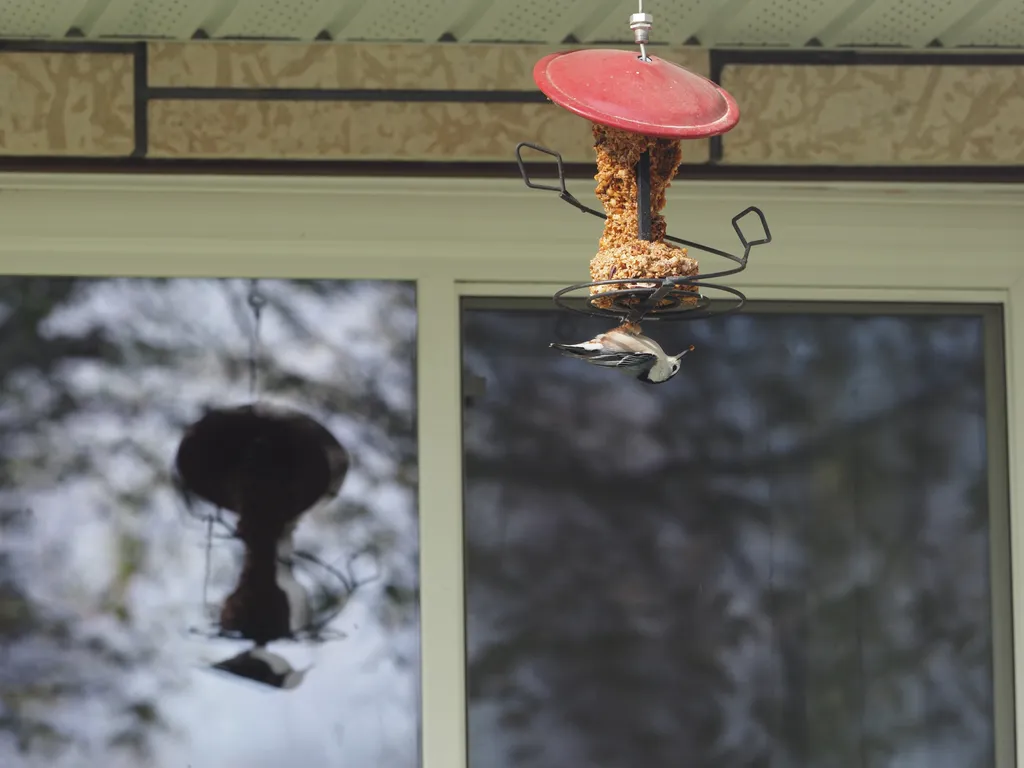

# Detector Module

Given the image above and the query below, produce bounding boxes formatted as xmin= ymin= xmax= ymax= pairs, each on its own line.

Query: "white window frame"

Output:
xmin=0 ymin=172 xmax=1020 ymax=767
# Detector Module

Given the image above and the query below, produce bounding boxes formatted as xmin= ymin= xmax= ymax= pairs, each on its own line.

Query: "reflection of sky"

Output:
xmin=463 ymin=307 xmax=997 ymax=768
xmin=0 ymin=279 xmax=419 ymax=768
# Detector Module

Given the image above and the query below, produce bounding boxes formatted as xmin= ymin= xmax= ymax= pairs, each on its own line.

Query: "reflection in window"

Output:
xmin=462 ymin=301 xmax=1006 ymax=768
xmin=0 ymin=278 xmax=419 ymax=767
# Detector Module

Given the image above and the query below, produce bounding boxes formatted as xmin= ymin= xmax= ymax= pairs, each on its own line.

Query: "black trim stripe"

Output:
xmin=0 ymin=39 xmax=137 ymax=54
xmin=132 ymin=42 xmax=148 ymax=159
xmin=710 ymin=47 xmax=1024 ymax=72
xmin=144 ymin=86 xmax=551 ymax=103
xmin=0 ymin=156 xmax=1020 ymax=183
xmin=708 ymin=135 xmax=724 ymax=163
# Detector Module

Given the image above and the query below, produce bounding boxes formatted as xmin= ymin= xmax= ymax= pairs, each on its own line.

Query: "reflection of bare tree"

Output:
xmin=0 ymin=277 xmax=419 ymax=766
xmin=463 ymin=307 xmax=996 ymax=768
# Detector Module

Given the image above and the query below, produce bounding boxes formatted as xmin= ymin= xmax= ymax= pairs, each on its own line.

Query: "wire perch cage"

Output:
xmin=516 ymin=142 xmax=771 ymax=323
xmin=516 ymin=0 xmax=773 ymax=325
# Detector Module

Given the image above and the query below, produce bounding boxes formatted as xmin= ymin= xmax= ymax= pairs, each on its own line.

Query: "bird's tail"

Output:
xmin=549 ymin=342 xmax=597 ymax=359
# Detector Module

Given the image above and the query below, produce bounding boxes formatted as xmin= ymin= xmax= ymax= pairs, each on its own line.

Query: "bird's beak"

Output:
xmin=673 ymin=345 xmax=696 ymax=364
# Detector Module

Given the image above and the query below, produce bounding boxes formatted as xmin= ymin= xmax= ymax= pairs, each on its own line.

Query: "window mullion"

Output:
xmin=417 ymin=275 xmax=468 ymax=768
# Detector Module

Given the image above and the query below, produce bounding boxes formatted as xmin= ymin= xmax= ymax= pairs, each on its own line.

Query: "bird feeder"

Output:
xmin=175 ymin=403 xmax=349 ymax=645
xmin=516 ymin=2 xmax=772 ymax=323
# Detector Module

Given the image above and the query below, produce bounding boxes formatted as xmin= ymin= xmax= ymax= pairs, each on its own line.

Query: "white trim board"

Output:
xmin=0 ymin=174 xmax=1021 ymax=286
xmin=0 ymin=172 xmax=1020 ymax=768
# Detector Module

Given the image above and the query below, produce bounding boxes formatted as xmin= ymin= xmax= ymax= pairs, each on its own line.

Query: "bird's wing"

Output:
xmin=556 ymin=330 xmax=646 ymax=354
xmin=601 ymin=329 xmax=666 ymax=356
xmin=580 ymin=351 xmax=659 ymax=370
xmin=549 ymin=340 xmax=610 ymax=359
xmin=549 ymin=340 xmax=657 ymax=370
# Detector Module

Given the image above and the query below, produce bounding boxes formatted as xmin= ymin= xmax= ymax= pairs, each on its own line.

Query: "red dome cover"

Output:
xmin=533 ymin=48 xmax=739 ymax=139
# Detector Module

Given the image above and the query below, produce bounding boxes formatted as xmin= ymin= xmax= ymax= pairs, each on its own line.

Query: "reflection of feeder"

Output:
xmin=515 ymin=1 xmax=772 ymax=325
xmin=175 ymin=403 xmax=349 ymax=646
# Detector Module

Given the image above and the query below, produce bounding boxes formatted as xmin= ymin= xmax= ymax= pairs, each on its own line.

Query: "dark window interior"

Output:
xmin=461 ymin=299 xmax=1010 ymax=768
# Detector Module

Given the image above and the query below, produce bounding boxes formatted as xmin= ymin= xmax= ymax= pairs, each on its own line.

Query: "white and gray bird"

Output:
xmin=549 ymin=322 xmax=694 ymax=384
xmin=209 ymin=646 xmax=311 ymax=691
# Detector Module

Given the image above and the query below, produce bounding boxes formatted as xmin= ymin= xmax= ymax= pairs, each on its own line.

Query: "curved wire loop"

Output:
xmin=181 ymin=498 xmax=381 ymax=645
xmin=515 ymin=141 xmax=772 ymax=322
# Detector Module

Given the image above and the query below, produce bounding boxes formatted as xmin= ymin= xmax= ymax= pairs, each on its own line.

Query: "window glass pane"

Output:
xmin=0 ymin=277 xmax=420 ymax=767
xmin=462 ymin=301 xmax=1005 ymax=768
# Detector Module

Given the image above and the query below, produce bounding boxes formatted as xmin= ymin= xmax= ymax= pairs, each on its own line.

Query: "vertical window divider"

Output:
xmin=1006 ymin=278 xmax=1024 ymax=768
xmin=417 ymin=276 xmax=468 ymax=768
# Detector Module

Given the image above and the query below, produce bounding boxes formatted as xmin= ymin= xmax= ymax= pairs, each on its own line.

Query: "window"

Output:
xmin=462 ymin=299 xmax=1009 ymax=767
xmin=0 ymin=277 xmax=420 ymax=766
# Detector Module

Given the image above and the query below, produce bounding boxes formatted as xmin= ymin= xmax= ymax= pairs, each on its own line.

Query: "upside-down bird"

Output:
xmin=550 ymin=322 xmax=694 ymax=385
xmin=209 ymin=646 xmax=311 ymax=691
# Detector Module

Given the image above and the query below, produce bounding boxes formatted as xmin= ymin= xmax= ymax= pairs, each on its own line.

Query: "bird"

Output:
xmin=209 ymin=646 xmax=311 ymax=691
xmin=549 ymin=322 xmax=694 ymax=385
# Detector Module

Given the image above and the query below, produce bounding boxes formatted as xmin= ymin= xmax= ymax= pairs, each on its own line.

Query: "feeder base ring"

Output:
xmin=553 ymin=278 xmax=746 ymax=323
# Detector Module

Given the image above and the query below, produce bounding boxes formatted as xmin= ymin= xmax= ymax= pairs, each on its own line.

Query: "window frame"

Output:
xmin=0 ymin=172 xmax=1020 ymax=768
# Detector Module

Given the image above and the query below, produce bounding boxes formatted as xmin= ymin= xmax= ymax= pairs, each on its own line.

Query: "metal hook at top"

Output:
xmin=630 ymin=0 xmax=654 ymax=61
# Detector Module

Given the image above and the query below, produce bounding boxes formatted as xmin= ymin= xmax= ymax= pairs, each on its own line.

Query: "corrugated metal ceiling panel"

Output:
xmin=0 ymin=0 xmax=1020 ymax=48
